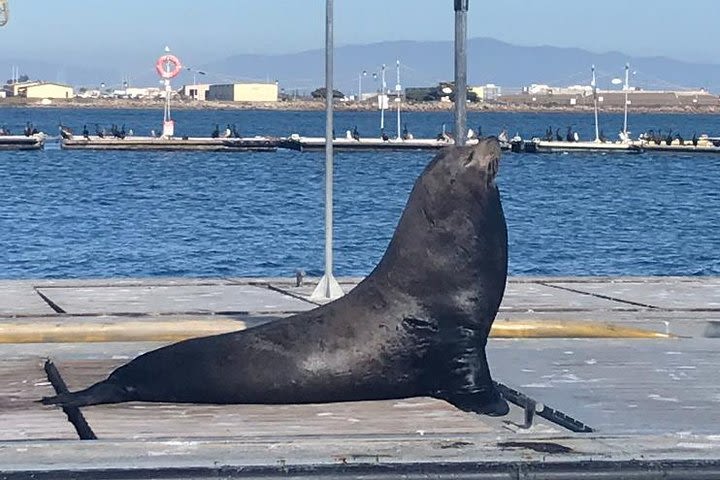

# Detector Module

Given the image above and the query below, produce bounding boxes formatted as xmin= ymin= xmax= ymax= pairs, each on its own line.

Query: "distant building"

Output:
xmin=3 ymin=80 xmax=41 ymax=97
xmin=182 ymin=84 xmax=210 ymax=101
xmin=13 ymin=82 xmax=74 ymax=99
xmin=503 ymin=87 xmax=718 ymax=108
xmin=207 ymin=82 xmax=279 ymax=102
xmin=523 ymin=84 xmax=592 ymax=96
xmin=469 ymin=83 xmax=502 ymax=101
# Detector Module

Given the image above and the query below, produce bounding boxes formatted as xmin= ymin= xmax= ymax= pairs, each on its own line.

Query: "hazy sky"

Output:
xmin=2 ymin=0 xmax=718 ymax=69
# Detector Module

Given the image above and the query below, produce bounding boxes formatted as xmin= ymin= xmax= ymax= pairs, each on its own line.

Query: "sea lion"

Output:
xmin=43 ymin=138 xmax=509 ymax=416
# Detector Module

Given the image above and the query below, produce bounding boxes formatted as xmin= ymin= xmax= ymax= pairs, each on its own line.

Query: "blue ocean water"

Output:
xmin=0 ymin=107 xmax=718 ymax=279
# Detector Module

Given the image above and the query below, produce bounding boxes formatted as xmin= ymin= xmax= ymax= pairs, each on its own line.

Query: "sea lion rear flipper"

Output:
xmin=41 ymin=380 xmax=132 ymax=407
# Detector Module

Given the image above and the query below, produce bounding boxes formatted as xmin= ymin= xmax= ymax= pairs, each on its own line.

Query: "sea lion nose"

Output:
xmin=463 ymin=139 xmax=501 ymax=175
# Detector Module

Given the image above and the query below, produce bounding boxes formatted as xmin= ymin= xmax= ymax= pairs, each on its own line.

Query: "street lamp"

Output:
xmin=186 ymin=67 xmax=206 ymax=86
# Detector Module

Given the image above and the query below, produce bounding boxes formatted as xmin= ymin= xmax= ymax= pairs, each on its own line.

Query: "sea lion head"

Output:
xmin=373 ymin=137 xmax=507 ymax=309
xmin=423 ymin=136 xmax=501 ymax=192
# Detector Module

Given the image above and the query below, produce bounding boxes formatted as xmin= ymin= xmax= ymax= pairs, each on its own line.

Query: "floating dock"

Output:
xmin=525 ymin=139 xmax=643 ymax=154
xmin=0 ymin=134 xmax=45 ymax=150
xmin=639 ymin=141 xmax=720 ymax=154
xmin=279 ymin=135 xmax=512 ymax=152
xmin=60 ymin=135 xmax=279 ymax=152
xmin=1 ymin=276 xmax=719 ymax=478
xmin=281 ymin=135 xmax=459 ymax=152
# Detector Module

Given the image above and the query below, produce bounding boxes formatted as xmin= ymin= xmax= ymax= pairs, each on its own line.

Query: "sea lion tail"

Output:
xmin=41 ymin=380 xmax=132 ymax=407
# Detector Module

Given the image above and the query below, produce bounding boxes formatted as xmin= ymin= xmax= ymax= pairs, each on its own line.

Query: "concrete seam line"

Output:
xmin=539 ymin=282 xmax=660 ymax=310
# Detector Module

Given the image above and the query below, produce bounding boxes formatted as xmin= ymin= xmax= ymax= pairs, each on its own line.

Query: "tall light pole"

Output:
xmin=591 ymin=64 xmax=599 ymax=142
xmin=380 ymin=64 xmax=387 ymax=132
xmin=623 ymin=63 xmax=630 ymax=139
xmin=311 ymin=0 xmax=344 ymax=301
xmin=395 ymin=60 xmax=402 ymax=139
xmin=454 ymin=0 xmax=468 ymax=146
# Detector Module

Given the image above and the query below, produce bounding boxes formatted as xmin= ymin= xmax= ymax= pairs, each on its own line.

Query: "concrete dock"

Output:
xmin=1 ymin=276 xmax=719 ymax=478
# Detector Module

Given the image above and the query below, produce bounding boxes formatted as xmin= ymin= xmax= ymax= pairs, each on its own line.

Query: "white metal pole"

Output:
xmin=311 ymin=0 xmax=343 ymax=301
xmin=623 ymin=63 xmax=630 ymax=138
xmin=396 ymin=59 xmax=401 ymax=139
xmin=380 ymin=64 xmax=386 ymax=131
xmin=592 ymin=65 xmax=599 ymax=142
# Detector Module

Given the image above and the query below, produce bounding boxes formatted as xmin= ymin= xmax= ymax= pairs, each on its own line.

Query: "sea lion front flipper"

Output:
xmin=432 ymin=325 xmax=509 ymax=417
xmin=444 ymin=384 xmax=509 ymax=417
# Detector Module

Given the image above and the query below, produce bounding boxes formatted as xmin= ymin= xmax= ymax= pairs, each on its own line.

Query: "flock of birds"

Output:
xmin=538 ymin=125 xmax=717 ymax=146
xmin=210 ymin=124 xmax=241 ymax=139
xmin=0 ymin=122 xmax=39 ymax=136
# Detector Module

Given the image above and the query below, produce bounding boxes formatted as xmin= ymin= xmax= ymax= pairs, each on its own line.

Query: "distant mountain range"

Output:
xmin=3 ymin=38 xmax=720 ymax=94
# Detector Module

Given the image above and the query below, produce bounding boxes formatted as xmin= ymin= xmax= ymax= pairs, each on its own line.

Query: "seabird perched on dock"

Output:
xmin=402 ymin=124 xmax=412 ymax=140
xmin=82 ymin=124 xmax=89 ymax=139
xmin=692 ymin=132 xmax=698 ymax=147
xmin=224 ymin=124 xmax=232 ymax=138
xmin=556 ymin=128 xmax=562 ymax=142
xmin=351 ymin=126 xmax=360 ymax=141
xmin=59 ymin=124 xmax=73 ymax=140
xmin=95 ymin=124 xmax=104 ymax=138
xmin=654 ymin=130 xmax=663 ymax=145
xmin=211 ymin=124 xmax=220 ymax=138
xmin=544 ymin=126 xmax=553 ymax=142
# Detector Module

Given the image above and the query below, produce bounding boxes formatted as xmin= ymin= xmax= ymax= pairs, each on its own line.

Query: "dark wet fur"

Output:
xmin=42 ymin=138 xmax=509 ymax=416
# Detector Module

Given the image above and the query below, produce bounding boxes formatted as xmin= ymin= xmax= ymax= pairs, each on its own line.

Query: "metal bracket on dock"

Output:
xmin=495 ymin=381 xmax=594 ymax=433
xmin=44 ymin=360 xmax=97 ymax=440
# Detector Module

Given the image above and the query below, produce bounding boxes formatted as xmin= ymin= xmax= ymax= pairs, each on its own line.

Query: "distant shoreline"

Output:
xmin=1 ymin=98 xmax=718 ymax=115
